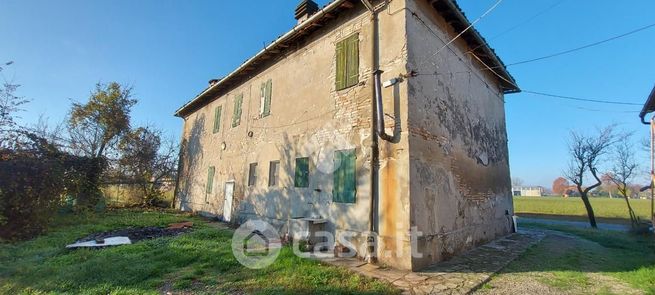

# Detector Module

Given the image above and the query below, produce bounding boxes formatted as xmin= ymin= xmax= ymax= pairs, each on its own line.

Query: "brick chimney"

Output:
xmin=294 ymin=0 xmax=319 ymax=24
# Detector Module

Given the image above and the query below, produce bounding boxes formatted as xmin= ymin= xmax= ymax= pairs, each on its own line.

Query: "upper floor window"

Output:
xmin=335 ymin=33 xmax=359 ymax=91
xmin=260 ymin=79 xmax=272 ymax=117
xmin=232 ymin=93 xmax=243 ymax=127
xmin=212 ymin=105 xmax=222 ymax=134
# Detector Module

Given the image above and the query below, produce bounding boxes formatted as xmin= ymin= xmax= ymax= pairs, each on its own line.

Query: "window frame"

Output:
xmin=232 ymin=93 xmax=243 ymax=128
xmin=335 ymin=33 xmax=359 ymax=91
xmin=294 ymin=157 xmax=310 ymax=188
xmin=333 ymin=149 xmax=356 ymax=203
xmin=248 ymin=163 xmax=258 ymax=187
xmin=268 ymin=160 xmax=280 ymax=187
xmin=212 ymin=105 xmax=222 ymax=134
xmin=260 ymin=79 xmax=272 ymax=117
xmin=206 ymin=166 xmax=215 ymax=203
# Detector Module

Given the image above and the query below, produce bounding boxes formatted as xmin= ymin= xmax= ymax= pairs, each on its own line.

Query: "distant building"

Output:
xmin=512 ymin=186 xmax=544 ymax=197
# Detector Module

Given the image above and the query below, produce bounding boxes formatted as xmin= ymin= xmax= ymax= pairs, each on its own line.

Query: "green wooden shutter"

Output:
xmin=213 ymin=106 xmax=222 ymax=134
xmin=333 ymin=151 xmax=343 ymax=202
xmin=333 ymin=150 xmax=356 ymax=203
xmin=232 ymin=93 xmax=242 ymax=127
xmin=206 ymin=166 xmax=215 ymax=194
xmin=335 ymin=39 xmax=346 ymax=90
xmin=295 ymin=157 xmax=310 ymax=188
xmin=342 ymin=150 xmax=356 ymax=203
xmin=262 ymin=79 xmax=272 ymax=117
xmin=345 ymin=34 xmax=359 ymax=88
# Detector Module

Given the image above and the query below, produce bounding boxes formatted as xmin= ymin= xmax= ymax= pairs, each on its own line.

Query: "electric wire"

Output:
xmin=499 ymin=22 xmax=655 ymax=68
xmin=415 ymin=0 xmax=504 ymax=70
xmin=464 ymin=0 xmax=565 ymax=56
xmin=521 ymin=90 xmax=642 ymax=106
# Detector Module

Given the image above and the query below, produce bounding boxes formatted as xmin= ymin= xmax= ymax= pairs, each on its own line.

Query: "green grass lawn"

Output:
xmin=0 ymin=209 xmax=397 ymax=294
xmin=481 ymin=223 xmax=655 ymax=294
xmin=514 ymin=196 xmax=652 ymax=221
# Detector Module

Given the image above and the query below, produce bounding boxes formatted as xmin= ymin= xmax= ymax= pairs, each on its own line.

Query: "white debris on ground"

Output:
xmin=65 ymin=236 xmax=132 ymax=249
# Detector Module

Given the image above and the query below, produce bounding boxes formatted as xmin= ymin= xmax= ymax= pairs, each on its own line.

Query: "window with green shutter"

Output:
xmin=333 ymin=149 xmax=356 ymax=203
xmin=212 ymin=105 xmax=222 ymax=134
xmin=335 ymin=34 xmax=359 ymax=91
xmin=206 ymin=166 xmax=215 ymax=197
xmin=260 ymin=79 xmax=272 ymax=117
xmin=295 ymin=157 xmax=310 ymax=188
xmin=232 ymin=93 xmax=243 ymax=127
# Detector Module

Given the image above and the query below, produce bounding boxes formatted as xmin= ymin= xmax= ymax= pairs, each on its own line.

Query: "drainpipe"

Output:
xmin=374 ymin=70 xmax=394 ymax=142
xmin=361 ymin=0 xmax=378 ymax=264
xmin=361 ymin=0 xmax=393 ymax=265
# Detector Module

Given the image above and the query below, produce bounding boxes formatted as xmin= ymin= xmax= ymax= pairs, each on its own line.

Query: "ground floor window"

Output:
xmin=333 ymin=149 xmax=356 ymax=203
xmin=268 ymin=161 xmax=280 ymax=187
xmin=295 ymin=157 xmax=310 ymax=187
xmin=248 ymin=163 xmax=257 ymax=186
xmin=206 ymin=166 xmax=215 ymax=203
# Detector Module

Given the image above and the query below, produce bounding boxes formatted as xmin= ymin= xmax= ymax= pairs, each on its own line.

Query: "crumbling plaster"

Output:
xmin=405 ymin=0 xmax=513 ymax=270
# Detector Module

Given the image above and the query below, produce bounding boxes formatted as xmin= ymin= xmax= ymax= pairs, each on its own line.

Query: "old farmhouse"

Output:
xmin=174 ymin=0 xmax=519 ymax=271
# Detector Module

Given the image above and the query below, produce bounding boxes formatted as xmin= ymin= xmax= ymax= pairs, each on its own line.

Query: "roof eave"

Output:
xmin=435 ymin=0 xmax=519 ymax=94
xmin=174 ymin=0 xmax=348 ymax=118
xmin=639 ymin=85 xmax=655 ymax=124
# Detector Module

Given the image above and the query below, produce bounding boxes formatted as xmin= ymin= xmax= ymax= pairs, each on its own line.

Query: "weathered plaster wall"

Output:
xmin=176 ymin=0 xmax=412 ymax=269
xmin=405 ymin=0 xmax=514 ymax=270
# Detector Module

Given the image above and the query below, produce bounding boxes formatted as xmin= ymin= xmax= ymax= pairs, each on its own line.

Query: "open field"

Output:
xmin=514 ymin=196 xmax=652 ymax=222
xmin=0 ymin=209 xmax=396 ymax=294
xmin=478 ymin=223 xmax=655 ymax=294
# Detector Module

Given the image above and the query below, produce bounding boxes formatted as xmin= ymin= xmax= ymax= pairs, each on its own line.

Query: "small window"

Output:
xmin=333 ymin=149 xmax=356 ymax=203
xmin=248 ymin=163 xmax=258 ymax=186
xmin=295 ymin=157 xmax=310 ymax=188
xmin=232 ymin=93 xmax=243 ymax=127
xmin=335 ymin=33 xmax=359 ymax=90
xmin=260 ymin=79 xmax=272 ymax=117
xmin=268 ymin=161 xmax=280 ymax=187
xmin=206 ymin=166 xmax=215 ymax=197
xmin=213 ymin=105 xmax=222 ymax=134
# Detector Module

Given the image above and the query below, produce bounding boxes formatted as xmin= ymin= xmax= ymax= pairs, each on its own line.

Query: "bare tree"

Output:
xmin=607 ymin=136 xmax=640 ymax=227
xmin=511 ymin=177 xmax=524 ymax=187
xmin=565 ymin=126 xmax=616 ymax=228
xmin=0 ymin=61 xmax=29 ymax=146
xmin=117 ymin=126 xmax=178 ymax=206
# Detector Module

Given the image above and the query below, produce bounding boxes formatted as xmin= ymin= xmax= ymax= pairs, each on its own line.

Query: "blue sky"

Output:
xmin=2 ymin=0 xmax=654 ymax=187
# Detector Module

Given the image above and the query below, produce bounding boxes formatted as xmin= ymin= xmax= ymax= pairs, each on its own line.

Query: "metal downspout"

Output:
xmin=361 ymin=0 xmax=379 ymax=264
xmin=362 ymin=0 xmax=393 ymax=264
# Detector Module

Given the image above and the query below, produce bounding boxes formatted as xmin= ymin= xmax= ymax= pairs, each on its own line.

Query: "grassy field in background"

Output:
xmin=514 ymin=196 xmax=652 ymax=221
xmin=0 ymin=209 xmax=396 ymax=294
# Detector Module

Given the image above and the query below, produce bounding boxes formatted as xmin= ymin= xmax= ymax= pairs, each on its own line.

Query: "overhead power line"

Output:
xmin=502 ymin=22 xmax=655 ymax=68
xmin=522 ymin=90 xmax=642 ymax=106
xmin=465 ymin=0 xmax=565 ymax=55
xmin=416 ymin=0 xmax=504 ymax=69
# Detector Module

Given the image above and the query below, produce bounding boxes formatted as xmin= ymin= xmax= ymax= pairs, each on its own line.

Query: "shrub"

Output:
xmin=0 ymin=153 xmax=66 ymax=240
xmin=0 ymin=134 xmax=105 ymax=240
